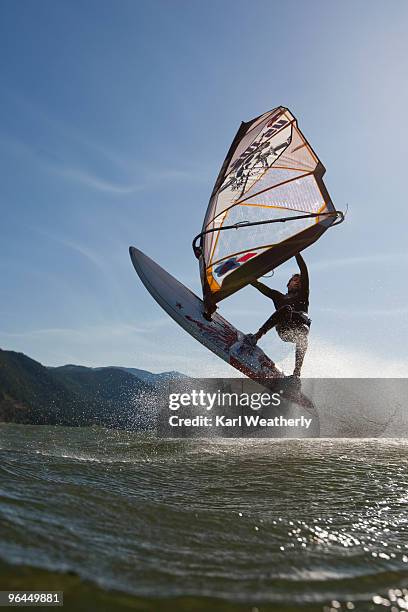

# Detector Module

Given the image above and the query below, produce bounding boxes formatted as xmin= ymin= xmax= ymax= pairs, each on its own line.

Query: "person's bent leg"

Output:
xmin=255 ymin=305 xmax=293 ymax=341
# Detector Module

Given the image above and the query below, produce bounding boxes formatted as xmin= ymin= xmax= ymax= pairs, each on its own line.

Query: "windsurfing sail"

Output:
xmin=193 ymin=107 xmax=343 ymax=309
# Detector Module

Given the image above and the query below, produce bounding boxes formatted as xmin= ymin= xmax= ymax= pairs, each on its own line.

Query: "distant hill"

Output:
xmin=0 ymin=349 xmax=185 ymax=429
xmin=0 ymin=349 xmax=88 ymax=426
xmin=103 ymin=366 xmax=187 ymax=385
xmin=49 ymin=364 xmax=186 ymax=386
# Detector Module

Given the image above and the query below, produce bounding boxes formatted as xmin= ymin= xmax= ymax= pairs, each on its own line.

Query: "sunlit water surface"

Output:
xmin=1 ymin=424 xmax=408 ymax=611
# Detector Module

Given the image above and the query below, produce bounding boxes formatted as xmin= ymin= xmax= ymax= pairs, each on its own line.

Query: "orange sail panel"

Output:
xmin=200 ymin=107 xmax=338 ymax=305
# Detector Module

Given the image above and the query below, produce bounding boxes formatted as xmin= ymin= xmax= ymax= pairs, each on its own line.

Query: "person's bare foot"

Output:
xmin=244 ymin=330 xmax=263 ymax=347
xmin=244 ymin=333 xmax=258 ymax=347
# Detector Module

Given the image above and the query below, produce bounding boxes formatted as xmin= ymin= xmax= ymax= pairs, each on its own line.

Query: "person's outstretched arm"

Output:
xmin=252 ymin=280 xmax=284 ymax=309
xmin=295 ymin=253 xmax=309 ymax=299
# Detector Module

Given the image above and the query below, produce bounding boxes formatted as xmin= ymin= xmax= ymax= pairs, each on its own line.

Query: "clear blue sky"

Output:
xmin=1 ymin=0 xmax=407 ymax=376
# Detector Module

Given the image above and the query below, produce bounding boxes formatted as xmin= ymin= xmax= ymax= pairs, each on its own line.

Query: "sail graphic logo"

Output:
xmin=219 ymin=117 xmax=291 ymax=195
xmin=214 ymin=252 xmax=257 ymax=277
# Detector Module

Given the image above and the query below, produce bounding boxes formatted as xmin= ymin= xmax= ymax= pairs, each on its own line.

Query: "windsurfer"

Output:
xmin=246 ymin=253 xmax=311 ymax=377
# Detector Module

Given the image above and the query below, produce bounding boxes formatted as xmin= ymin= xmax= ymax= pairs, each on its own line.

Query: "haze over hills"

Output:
xmin=49 ymin=364 xmax=186 ymax=384
xmin=102 ymin=367 xmax=188 ymax=385
xmin=0 ymin=349 xmax=186 ymax=429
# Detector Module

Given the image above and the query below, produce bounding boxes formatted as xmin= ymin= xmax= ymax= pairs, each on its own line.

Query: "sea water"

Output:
xmin=1 ymin=423 xmax=408 ymax=611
